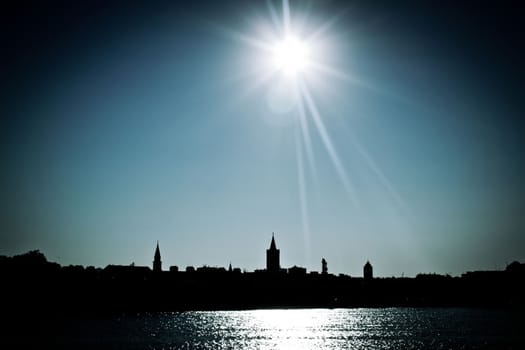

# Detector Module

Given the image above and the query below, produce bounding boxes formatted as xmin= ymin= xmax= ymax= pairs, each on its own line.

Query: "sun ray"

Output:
xmin=266 ymin=0 xmax=284 ymax=34
xmin=348 ymin=132 xmax=411 ymax=215
xmin=308 ymin=61 xmax=376 ymax=91
xmin=205 ymin=20 xmax=276 ymax=53
xmin=293 ymin=0 xmax=314 ymax=36
xmin=300 ymin=82 xmax=357 ymax=203
xmin=296 ymin=84 xmax=319 ymax=189
xmin=308 ymin=6 xmax=352 ymax=43
xmin=309 ymin=60 xmax=420 ymax=107
xmin=295 ymin=122 xmax=311 ymax=261
xmin=283 ymin=0 xmax=291 ymax=34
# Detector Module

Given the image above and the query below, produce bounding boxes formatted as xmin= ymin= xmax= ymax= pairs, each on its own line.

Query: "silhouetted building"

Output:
xmin=322 ymin=258 xmax=328 ymax=274
xmin=103 ymin=265 xmax=150 ymax=279
xmin=153 ymin=241 xmax=162 ymax=272
xmin=197 ymin=266 xmax=226 ymax=274
xmin=169 ymin=266 xmax=178 ymax=273
xmin=288 ymin=265 xmax=307 ymax=276
xmin=266 ymin=233 xmax=280 ymax=272
xmin=364 ymin=260 xmax=373 ymax=280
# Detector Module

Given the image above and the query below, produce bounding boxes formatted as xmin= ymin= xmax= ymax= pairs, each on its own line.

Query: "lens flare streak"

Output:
xmin=300 ymin=82 xmax=357 ymax=203
xmin=296 ymin=84 xmax=318 ymax=188
xmin=295 ymin=124 xmax=311 ymax=258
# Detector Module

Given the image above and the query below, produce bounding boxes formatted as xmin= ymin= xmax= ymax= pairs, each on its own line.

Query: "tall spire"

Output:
xmin=269 ymin=232 xmax=277 ymax=250
xmin=153 ymin=241 xmax=162 ymax=272
xmin=155 ymin=241 xmax=161 ymax=258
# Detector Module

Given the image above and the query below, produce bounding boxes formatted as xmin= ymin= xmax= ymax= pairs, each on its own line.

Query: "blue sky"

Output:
xmin=1 ymin=0 xmax=523 ymax=276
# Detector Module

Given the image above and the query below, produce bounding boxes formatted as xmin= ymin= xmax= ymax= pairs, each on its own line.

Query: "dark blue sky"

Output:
xmin=1 ymin=0 xmax=524 ymax=276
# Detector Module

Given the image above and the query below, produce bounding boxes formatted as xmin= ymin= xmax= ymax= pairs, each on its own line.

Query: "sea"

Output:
xmin=30 ymin=308 xmax=525 ymax=349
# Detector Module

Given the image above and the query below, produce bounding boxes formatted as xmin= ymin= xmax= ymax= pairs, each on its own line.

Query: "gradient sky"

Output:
xmin=1 ymin=0 xmax=524 ymax=276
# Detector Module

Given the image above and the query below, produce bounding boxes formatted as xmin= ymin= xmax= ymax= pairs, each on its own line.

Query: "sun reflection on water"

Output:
xmin=241 ymin=309 xmax=337 ymax=349
xmin=54 ymin=308 xmax=520 ymax=349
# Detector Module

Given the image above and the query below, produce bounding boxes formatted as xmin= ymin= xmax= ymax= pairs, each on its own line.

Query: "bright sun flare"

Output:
xmin=272 ymin=36 xmax=310 ymax=77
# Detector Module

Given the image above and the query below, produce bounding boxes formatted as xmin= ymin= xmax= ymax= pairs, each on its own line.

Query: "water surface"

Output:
xmin=55 ymin=308 xmax=522 ymax=349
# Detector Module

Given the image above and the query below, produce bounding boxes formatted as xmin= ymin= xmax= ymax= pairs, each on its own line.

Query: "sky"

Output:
xmin=1 ymin=0 xmax=524 ymax=277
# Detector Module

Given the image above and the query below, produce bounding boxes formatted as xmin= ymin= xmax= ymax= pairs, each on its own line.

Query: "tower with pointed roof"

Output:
xmin=266 ymin=233 xmax=280 ymax=272
xmin=153 ymin=241 xmax=162 ymax=272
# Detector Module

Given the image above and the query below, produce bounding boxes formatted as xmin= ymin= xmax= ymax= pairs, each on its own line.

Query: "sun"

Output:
xmin=271 ymin=35 xmax=310 ymax=77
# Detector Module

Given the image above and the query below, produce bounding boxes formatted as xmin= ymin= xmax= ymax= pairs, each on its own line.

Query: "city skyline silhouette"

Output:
xmin=3 ymin=234 xmax=523 ymax=281
xmin=2 ymin=238 xmax=523 ymax=313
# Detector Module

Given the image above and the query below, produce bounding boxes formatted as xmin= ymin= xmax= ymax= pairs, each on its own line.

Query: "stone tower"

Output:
xmin=364 ymin=260 xmax=373 ymax=280
xmin=266 ymin=233 xmax=280 ymax=272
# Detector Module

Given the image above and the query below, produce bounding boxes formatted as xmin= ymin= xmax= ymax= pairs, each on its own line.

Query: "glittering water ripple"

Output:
xmin=56 ymin=308 xmax=523 ymax=349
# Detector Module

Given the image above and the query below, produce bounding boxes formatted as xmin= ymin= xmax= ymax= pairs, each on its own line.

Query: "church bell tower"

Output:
xmin=153 ymin=241 xmax=162 ymax=272
xmin=266 ymin=233 xmax=280 ymax=272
